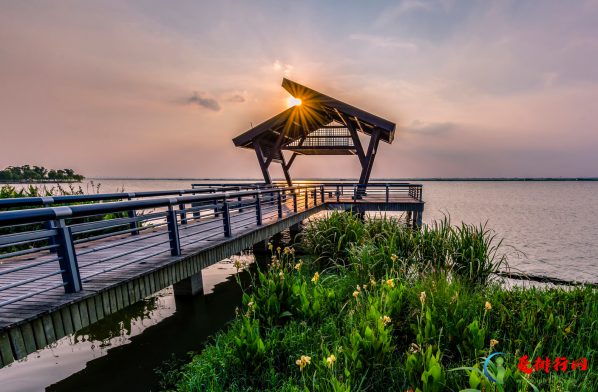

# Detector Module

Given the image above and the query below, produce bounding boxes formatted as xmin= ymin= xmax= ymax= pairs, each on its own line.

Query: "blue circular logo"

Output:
xmin=484 ymin=352 xmax=506 ymax=383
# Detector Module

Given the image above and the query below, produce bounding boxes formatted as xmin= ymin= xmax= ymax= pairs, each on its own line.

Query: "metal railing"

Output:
xmin=0 ymin=185 xmax=324 ymax=307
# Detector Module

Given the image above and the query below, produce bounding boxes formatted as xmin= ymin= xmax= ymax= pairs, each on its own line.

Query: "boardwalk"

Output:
xmin=0 ymin=183 xmax=423 ymax=366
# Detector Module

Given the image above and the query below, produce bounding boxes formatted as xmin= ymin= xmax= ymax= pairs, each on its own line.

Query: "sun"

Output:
xmin=287 ymin=97 xmax=302 ymax=107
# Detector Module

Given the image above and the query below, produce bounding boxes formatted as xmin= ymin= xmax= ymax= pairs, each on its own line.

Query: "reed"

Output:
xmin=163 ymin=212 xmax=597 ymax=392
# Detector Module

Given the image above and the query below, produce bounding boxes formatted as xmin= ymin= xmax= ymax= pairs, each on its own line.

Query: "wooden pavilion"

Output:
xmin=232 ymin=79 xmax=396 ymax=186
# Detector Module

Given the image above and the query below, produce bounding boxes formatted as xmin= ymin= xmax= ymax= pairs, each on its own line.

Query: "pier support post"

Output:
xmin=416 ymin=210 xmax=423 ymax=228
xmin=173 ymin=272 xmax=204 ymax=297
xmin=253 ymin=239 xmax=270 ymax=254
xmin=289 ymin=222 xmax=302 ymax=237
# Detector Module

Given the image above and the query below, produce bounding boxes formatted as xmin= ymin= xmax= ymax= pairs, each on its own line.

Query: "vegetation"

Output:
xmin=0 ymin=165 xmax=84 ymax=182
xmin=159 ymin=211 xmax=597 ymax=392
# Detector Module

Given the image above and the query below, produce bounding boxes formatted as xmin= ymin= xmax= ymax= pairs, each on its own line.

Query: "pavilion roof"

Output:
xmin=232 ymin=79 xmax=396 ymax=151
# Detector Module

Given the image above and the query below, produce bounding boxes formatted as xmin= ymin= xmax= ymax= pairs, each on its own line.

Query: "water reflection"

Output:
xmin=0 ymin=230 xmax=293 ymax=392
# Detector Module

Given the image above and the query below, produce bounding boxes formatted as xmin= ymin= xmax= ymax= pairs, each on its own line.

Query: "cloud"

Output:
xmin=273 ymin=61 xmax=282 ymax=70
xmin=350 ymin=34 xmax=417 ymax=49
xmin=403 ymin=120 xmax=454 ymax=135
xmin=187 ymin=92 xmax=222 ymax=111
xmin=228 ymin=94 xmax=246 ymax=102
xmin=375 ymin=0 xmax=436 ymax=26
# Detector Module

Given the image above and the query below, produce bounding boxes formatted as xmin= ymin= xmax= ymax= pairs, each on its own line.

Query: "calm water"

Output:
xmin=63 ymin=179 xmax=598 ymax=282
xmin=2 ymin=180 xmax=596 ymax=391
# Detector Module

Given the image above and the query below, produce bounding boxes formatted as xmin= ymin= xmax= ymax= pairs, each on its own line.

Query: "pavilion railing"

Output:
xmin=0 ymin=185 xmax=323 ymax=308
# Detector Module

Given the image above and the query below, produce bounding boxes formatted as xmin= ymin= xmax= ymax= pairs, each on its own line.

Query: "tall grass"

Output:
xmin=164 ymin=212 xmax=597 ymax=392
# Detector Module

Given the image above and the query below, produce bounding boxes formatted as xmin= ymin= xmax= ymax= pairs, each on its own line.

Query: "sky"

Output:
xmin=1 ymin=0 xmax=597 ymax=179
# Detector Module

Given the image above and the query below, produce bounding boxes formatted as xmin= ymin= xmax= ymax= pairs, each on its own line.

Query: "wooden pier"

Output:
xmin=0 ymin=183 xmax=423 ymax=367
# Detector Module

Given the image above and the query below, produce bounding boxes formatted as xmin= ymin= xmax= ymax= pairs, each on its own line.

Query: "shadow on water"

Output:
xmin=0 ymin=230 xmax=294 ymax=392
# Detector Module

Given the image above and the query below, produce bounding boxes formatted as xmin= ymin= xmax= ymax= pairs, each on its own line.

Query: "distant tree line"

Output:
xmin=0 ymin=165 xmax=84 ymax=182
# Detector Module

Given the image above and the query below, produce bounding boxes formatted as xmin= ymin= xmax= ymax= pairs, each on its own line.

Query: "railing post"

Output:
xmin=238 ymin=196 xmax=244 ymax=212
xmin=293 ymin=191 xmax=298 ymax=213
xmin=336 ymin=186 xmax=340 ymax=203
xmin=386 ymin=184 xmax=389 ymax=202
xmin=353 ymin=186 xmax=357 ymax=202
xmin=419 ymin=186 xmax=423 ymax=202
xmin=42 ymin=197 xmax=58 ymax=252
xmin=125 ymin=193 xmax=139 ymax=235
xmin=191 ymin=192 xmax=201 ymax=219
xmin=178 ymin=191 xmax=187 ymax=225
xmin=255 ymin=192 xmax=263 ymax=225
xmin=222 ymin=198 xmax=232 ymax=237
xmin=166 ymin=200 xmax=181 ymax=256
xmin=304 ymin=189 xmax=308 ymax=210
xmin=212 ymin=191 xmax=220 ymax=217
xmin=321 ymin=186 xmax=324 ymax=203
xmin=277 ymin=190 xmax=283 ymax=218
xmin=52 ymin=209 xmax=82 ymax=293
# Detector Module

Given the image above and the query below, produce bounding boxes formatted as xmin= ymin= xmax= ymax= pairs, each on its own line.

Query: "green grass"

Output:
xmin=163 ymin=211 xmax=597 ymax=392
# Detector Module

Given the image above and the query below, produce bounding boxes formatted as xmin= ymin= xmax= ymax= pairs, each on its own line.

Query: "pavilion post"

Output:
xmin=253 ymin=141 xmax=272 ymax=184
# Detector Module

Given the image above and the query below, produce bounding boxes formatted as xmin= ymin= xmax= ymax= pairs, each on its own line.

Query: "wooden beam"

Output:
xmin=253 ymin=140 xmax=272 ymax=184
xmin=359 ymin=127 xmax=381 ymax=185
xmin=340 ymin=113 xmax=366 ymax=166
xmin=286 ymin=152 xmax=298 ymax=169
xmin=264 ymin=126 xmax=290 ymax=168
xmin=279 ymin=152 xmax=293 ymax=187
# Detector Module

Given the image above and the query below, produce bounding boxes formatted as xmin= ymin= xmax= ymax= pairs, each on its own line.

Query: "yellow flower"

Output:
xmin=295 ymin=263 xmax=301 ymax=270
xmin=387 ymin=279 xmax=395 ymax=288
xmin=353 ymin=291 xmax=359 ymax=298
xmin=363 ymin=284 xmax=368 ymax=290
xmin=284 ymin=247 xmax=290 ymax=254
xmin=326 ymin=355 xmax=336 ymax=367
xmin=370 ymin=279 xmax=376 ymax=287
xmin=279 ymin=271 xmax=283 ymax=277
xmin=391 ymin=254 xmax=398 ymax=261
xmin=268 ymin=243 xmax=273 ymax=250
xmin=380 ymin=315 xmax=391 ymax=326
xmin=248 ymin=302 xmax=254 ymax=308
xmin=485 ymin=301 xmax=492 ymax=311
xmin=277 ymin=246 xmax=281 ymax=253
xmin=311 ymin=272 xmax=320 ymax=283
xmin=420 ymin=291 xmax=426 ymax=304
xmin=233 ymin=260 xmax=242 ymax=270
xmin=490 ymin=339 xmax=499 ymax=348
xmin=356 ymin=285 xmax=361 ymax=292
xmin=290 ymin=248 xmax=295 ymax=254
xmin=296 ymin=355 xmax=311 ymax=371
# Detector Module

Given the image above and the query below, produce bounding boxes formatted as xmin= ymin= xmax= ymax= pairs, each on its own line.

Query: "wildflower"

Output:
xmin=485 ymin=301 xmax=492 ymax=311
xmin=410 ymin=343 xmax=420 ymax=354
xmin=284 ymin=247 xmax=290 ymax=254
xmin=268 ymin=242 xmax=273 ymax=250
xmin=290 ymin=248 xmax=295 ymax=254
xmin=271 ymin=255 xmax=277 ymax=260
xmin=233 ymin=260 xmax=242 ymax=270
xmin=295 ymin=263 xmax=301 ymax=270
xmin=387 ymin=279 xmax=395 ymax=288
xmin=356 ymin=285 xmax=361 ymax=292
xmin=380 ymin=315 xmax=391 ymax=326
xmin=311 ymin=272 xmax=320 ymax=283
xmin=450 ymin=294 xmax=458 ymax=304
xmin=381 ymin=279 xmax=386 ymax=285
xmin=277 ymin=246 xmax=281 ymax=253
xmin=490 ymin=339 xmax=499 ymax=349
xmin=326 ymin=355 xmax=336 ymax=367
xmin=370 ymin=279 xmax=376 ymax=287
xmin=391 ymin=254 xmax=398 ymax=261
xmin=248 ymin=302 xmax=254 ymax=308
xmin=296 ymin=355 xmax=311 ymax=371
xmin=420 ymin=291 xmax=426 ymax=304
xmin=353 ymin=291 xmax=359 ymax=298
xmin=279 ymin=271 xmax=283 ymax=277
xmin=363 ymin=284 xmax=368 ymax=290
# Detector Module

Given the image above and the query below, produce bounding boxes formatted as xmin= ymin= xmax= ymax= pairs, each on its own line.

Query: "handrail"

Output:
xmin=0 ymin=186 xmax=317 ymax=227
xmin=0 ymin=185 xmax=269 ymax=210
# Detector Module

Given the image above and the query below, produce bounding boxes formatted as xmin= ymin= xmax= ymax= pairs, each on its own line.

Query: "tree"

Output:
xmin=64 ymin=168 xmax=75 ymax=178
xmin=33 ymin=166 xmax=48 ymax=178
xmin=56 ymin=169 xmax=65 ymax=179
xmin=48 ymin=170 xmax=57 ymax=179
xmin=0 ymin=171 xmax=12 ymax=181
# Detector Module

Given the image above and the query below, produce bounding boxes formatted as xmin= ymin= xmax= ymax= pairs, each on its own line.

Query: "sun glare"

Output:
xmin=287 ymin=97 xmax=302 ymax=107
